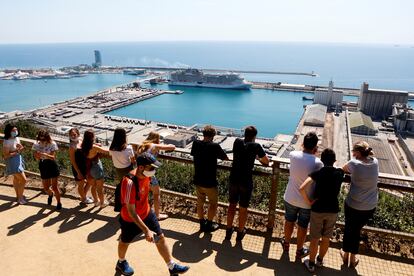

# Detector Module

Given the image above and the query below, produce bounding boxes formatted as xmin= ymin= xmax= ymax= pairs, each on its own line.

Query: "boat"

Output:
xmin=302 ymin=96 xmax=314 ymax=101
xmin=123 ymin=69 xmax=146 ymax=75
xmin=169 ymin=69 xmax=251 ymax=90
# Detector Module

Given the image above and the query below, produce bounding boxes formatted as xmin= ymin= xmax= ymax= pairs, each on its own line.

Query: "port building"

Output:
xmin=303 ymin=104 xmax=327 ymax=127
xmin=358 ymin=82 xmax=408 ymax=119
xmin=164 ymin=130 xmax=197 ymax=148
xmin=392 ymin=103 xmax=414 ymax=134
xmin=313 ymin=81 xmax=343 ymax=108
xmin=349 ymin=112 xmax=377 ymax=136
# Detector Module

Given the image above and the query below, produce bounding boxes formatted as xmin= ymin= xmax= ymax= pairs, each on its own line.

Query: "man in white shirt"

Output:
xmin=282 ymin=132 xmax=323 ymax=259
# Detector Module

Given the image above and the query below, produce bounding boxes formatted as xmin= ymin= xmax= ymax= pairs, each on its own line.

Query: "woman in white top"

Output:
xmin=81 ymin=130 xmax=109 ymax=208
xmin=341 ymin=141 xmax=379 ymax=268
xmin=109 ymin=128 xmax=135 ymax=182
xmin=2 ymin=124 xmax=27 ymax=204
xmin=32 ymin=130 xmax=62 ymax=210
xmin=137 ymin=131 xmax=175 ymax=220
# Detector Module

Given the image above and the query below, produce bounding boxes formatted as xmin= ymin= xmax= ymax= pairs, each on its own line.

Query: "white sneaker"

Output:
xmin=304 ymin=259 xmax=315 ymax=273
xmin=84 ymin=197 xmax=94 ymax=204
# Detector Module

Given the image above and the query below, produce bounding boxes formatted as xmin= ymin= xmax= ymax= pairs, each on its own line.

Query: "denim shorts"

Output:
xmin=5 ymin=154 xmax=25 ymax=175
xmin=90 ymin=160 xmax=104 ymax=180
xmin=284 ymin=200 xmax=311 ymax=228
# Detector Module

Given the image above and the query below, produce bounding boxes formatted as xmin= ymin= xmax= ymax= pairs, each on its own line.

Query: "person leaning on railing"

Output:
xmin=2 ymin=123 xmax=27 ymax=205
xmin=137 ymin=131 xmax=175 ymax=221
xmin=340 ymin=141 xmax=379 ymax=268
xmin=225 ymin=125 xmax=270 ymax=242
xmin=68 ymin=127 xmax=93 ymax=205
xmin=109 ymin=128 xmax=136 ymax=183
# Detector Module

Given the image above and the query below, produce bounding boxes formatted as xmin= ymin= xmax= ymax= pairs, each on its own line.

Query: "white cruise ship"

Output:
xmin=169 ymin=69 xmax=251 ymax=90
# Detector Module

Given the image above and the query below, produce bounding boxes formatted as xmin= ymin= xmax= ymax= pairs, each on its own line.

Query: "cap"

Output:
xmin=136 ymin=152 xmax=162 ymax=168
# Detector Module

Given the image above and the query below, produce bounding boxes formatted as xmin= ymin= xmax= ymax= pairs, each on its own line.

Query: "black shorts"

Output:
xmin=71 ymin=165 xmax=87 ymax=181
xmin=39 ymin=159 xmax=60 ymax=180
xmin=228 ymin=183 xmax=253 ymax=208
xmin=119 ymin=210 xmax=162 ymax=243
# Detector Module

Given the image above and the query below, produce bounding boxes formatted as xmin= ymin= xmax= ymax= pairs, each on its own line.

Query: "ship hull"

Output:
xmin=169 ymin=81 xmax=251 ymax=90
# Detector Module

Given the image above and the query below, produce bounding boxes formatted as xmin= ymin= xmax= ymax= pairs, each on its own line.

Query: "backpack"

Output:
xmin=114 ymin=173 xmax=139 ymax=212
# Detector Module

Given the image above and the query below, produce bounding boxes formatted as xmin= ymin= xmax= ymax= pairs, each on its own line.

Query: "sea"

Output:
xmin=1 ymin=42 xmax=413 ymax=137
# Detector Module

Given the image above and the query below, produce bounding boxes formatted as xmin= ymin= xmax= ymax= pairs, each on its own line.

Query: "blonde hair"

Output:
xmin=352 ymin=141 xmax=374 ymax=157
xmin=137 ymin=131 xmax=160 ymax=154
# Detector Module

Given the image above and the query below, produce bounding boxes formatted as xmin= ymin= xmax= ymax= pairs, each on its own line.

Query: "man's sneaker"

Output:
xmin=56 ymin=202 xmax=62 ymax=210
xmin=199 ymin=219 xmax=207 ymax=232
xmin=116 ymin=260 xmax=134 ymax=276
xmin=236 ymin=228 xmax=247 ymax=241
xmin=296 ymin=247 xmax=310 ymax=259
xmin=280 ymin=238 xmax=290 ymax=252
xmin=169 ymin=263 xmax=189 ymax=275
xmin=47 ymin=193 xmax=53 ymax=205
xmin=304 ymin=259 xmax=315 ymax=273
xmin=315 ymin=255 xmax=324 ymax=267
xmin=225 ymin=227 xmax=234 ymax=240
xmin=204 ymin=221 xmax=219 ymax=233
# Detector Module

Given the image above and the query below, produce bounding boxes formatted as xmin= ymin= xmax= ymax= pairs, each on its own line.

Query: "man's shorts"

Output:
xmin=284 ymin=200 xmax=311 ymax=229
xmin=196 ymin=185 xmax=218 ymax=205
xmin=228 ymin=183 xmax=253 ymax=208
xmin=119 ymin=210 xmax=162 ymax=243
xmin=309 ymin=211 xmax=337 ymax=240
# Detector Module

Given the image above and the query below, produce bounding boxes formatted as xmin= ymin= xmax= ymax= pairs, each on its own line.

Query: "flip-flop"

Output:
xmin=340 ymin=250 xmax=349 ymax=266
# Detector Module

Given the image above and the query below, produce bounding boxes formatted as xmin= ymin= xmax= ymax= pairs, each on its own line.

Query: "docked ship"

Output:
xmin=169 ymin=69 xmax=251 ymax=90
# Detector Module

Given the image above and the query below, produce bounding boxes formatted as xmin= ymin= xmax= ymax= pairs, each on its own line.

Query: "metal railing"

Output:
xmin=1 ymin=135 xmax=414 ymax=239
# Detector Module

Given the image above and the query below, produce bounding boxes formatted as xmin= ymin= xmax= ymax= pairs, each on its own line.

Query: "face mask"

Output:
xmin=11 ymin=131 xmax=18 ymax=138
xmin=143 ymin=170 xmax=155 ymax=177
xmin=70 ymin=137 xmax=79 ymax=143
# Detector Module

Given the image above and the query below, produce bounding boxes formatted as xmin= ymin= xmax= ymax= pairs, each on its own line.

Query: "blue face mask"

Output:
xmin=11 ymin=130 xmax=18 ymax=138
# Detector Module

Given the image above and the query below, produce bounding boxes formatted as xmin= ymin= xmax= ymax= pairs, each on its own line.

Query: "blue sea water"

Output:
xmin=0 ymin=42 xmax=413 ymax=137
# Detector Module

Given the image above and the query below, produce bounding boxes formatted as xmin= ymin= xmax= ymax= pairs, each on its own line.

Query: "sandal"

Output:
xmin=340 ymin=250 xmax=349 ymax=266
xmin=350 ymin=258 xmax=359 ymax=268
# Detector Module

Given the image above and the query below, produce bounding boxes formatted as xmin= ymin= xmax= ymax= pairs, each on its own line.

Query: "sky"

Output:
xmin=1 ymin=0 xmax=414 ymax=44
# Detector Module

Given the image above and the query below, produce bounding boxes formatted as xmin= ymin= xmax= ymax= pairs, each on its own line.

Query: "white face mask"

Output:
xmin=70 ymin=137 xmax=79 ymax=143
xmin=11 ymin=130 xmax=18 ymax=138
xmin=143 ymin=170 xmax=156 ymax=177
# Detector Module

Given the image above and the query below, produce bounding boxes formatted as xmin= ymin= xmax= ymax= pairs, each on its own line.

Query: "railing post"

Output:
xmin=267 ymin=161 xmax=280 ymax=230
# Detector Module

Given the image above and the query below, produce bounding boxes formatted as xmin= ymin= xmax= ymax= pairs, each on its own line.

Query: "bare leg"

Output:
xmin=196 ymin=195 xmax=205 ymax=220
xmin=77 ymin=180 xmax=86 ymax=201
xmin=207 ymin=202 xmax=218 ymax=221
xmin=51 ymin=177 xmax=61 ymax=203
xmin=96 ymin=179 xmax=105 ymax=204
xmin=155 ymin=235 xmax=173 ymax=264
xmin=118 ymin=241 xmax=129 ymax=259
xmin=296 ymin=225 xmax=308 ymax=250
xmin=318 ymin=237 xmax=330 ymax=259
xmin=283 ymin=221 xmax=295 ymax=243
xmin=89 ymin=178 xmax=98 ymax=203
xmin=309 ymin=238 xmax=319 ymax=262
xmin=226 ymin=203 xmax=237 ymax=229
xmin=238 ymin=207 xmax=248 ymax=231
xmin=13 ymin=172 xmax=26 ymax=200
xmin=43 ymin=179 xmax=53 ymax=196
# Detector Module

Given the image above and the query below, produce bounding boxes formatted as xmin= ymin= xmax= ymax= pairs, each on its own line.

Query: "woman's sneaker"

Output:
xmin=56 ymin=202 xmax=62 ymax=210
xmin=169 ymin=263 xmax=189 ymax=275
xmin=47 ymin=193 xmax=53 ymax=205
xmin=18 ymin=197 xmax=27 ymax=205
xmin=116 ymin=260 xmax=134 ymax=276
xmin=225 ymin=227 xmax=234 ymax=240
xmin=304 ymin=259 xmax=316 ymax=273
xmin=315 ymin=255 xmax=324 ymax=267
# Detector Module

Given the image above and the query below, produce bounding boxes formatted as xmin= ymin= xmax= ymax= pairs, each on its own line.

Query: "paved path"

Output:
xmin=0 ymin=180 xmax=413 ymax=276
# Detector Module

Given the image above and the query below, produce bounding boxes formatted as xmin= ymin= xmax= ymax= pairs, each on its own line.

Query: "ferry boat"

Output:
xmin=169 ymin=69 xmax=251 ymax=90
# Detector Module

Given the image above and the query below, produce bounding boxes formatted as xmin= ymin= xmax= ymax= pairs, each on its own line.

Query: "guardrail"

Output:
xmin=1 ymin=135 xmax=414 ymax=240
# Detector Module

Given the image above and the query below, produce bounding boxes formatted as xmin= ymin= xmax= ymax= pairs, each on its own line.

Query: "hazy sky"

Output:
xmin=1 ymin=0 xmax=413 ymax=44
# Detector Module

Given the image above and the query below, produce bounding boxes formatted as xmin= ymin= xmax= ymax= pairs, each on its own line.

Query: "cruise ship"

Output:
xmin=169 ymin=69 xmax=251 ymax=90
